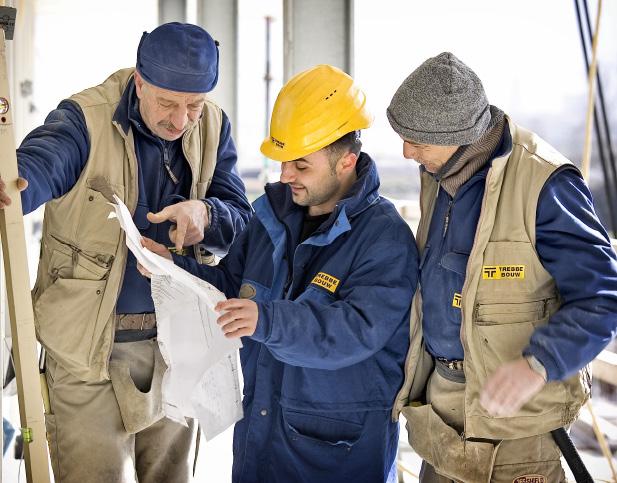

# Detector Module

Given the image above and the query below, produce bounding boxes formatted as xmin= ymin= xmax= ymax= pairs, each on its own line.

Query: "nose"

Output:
xmin=279 ymin=162 xmax=295 ymax=184
xmin=403 ymin=141 xmax=416 ymax=159
xmin=169 ymin=106 xmax=189 ymax=131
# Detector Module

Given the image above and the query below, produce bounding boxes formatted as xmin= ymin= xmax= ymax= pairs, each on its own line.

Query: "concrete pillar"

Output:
xmin=158 ymin=0 xmax=187 ymax=24
xmin=283 ymin=0 xmax=354 ymax=80
xmin=196 ymin=0 xmax=238 ymax=138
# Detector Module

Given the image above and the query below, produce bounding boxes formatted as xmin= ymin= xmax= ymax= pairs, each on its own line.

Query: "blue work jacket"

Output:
xmin=176 ymin=153 xmax=418 ymax=482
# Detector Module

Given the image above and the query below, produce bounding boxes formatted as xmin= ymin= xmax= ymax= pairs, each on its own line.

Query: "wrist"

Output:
xmin=525 ymin=355 xmax=547 ymax=382
xmin=202 ymin=200 xmax=212 ymax=227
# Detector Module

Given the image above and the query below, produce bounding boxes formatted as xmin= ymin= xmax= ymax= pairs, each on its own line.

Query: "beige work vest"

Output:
xmin=32 ymin=68 xmax=223 ymax=382
xmin=395 ymin=117 xmax=590 ymax=440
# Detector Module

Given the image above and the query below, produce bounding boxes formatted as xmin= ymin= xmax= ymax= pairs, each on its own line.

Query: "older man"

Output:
xmin=388 ymin=52 xmax=617 ymax=482
xmin=0 ymin=22 xmax=251 ymax=482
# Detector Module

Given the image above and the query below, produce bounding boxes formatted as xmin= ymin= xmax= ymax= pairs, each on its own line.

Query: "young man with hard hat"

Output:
xmin=387 ymin=52 xmax=617 ymax=482
xmin=143 ymin=64 xmax=418 ymax=482
xmin=0 ymin=22 xmax=251 ymax=482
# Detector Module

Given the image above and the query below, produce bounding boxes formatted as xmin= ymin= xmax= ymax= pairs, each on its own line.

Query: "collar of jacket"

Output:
xmin=111 ymin=77 xmax=135 ymax=135
xmin=421 ymin=121 xmax=513 ymax=195
xmin=264 ymin=152 xmax=381 ymax=240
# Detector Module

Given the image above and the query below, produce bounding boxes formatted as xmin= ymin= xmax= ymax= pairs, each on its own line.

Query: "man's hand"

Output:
xmin=147 ymin=200 xmax=209 ymax=251
xmin=0 ymin=176 xmax=28 ymax=208
xmin=479 ymin=357 xmax=546 ymax=417
xmin=136 ymin=237 xmax=172 ymax=278
xmin=215 ymin=299 xmax=259 ymax=338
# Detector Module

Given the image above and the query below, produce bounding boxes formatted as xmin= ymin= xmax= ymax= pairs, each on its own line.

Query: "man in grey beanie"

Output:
xmin=0 ymin=23 xmax=251 ymax=482
xmin=388 ymin=52 xmax=617 ymax=482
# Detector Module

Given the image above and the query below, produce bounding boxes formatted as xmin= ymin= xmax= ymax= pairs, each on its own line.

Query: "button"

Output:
xmin=88 ymin=195 xmax=94 ymax=201
xmin=260 ymin=409 xmax=268 ymax=416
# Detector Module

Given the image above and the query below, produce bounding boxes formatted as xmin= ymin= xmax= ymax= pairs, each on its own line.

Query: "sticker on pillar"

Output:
xmin=311 ymin=272 xmax=340 ymax=293
xmin=452 ymin=293 xmax=462 ymax=308
xmin=482 ymin=265 xmax=525 ymax=280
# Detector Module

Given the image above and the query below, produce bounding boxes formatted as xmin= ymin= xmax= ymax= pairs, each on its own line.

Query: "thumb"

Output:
xmin=147 ymin=205 xmax=175 ymax=224
xmin=17 ymin=177 xmax=28 ymax=192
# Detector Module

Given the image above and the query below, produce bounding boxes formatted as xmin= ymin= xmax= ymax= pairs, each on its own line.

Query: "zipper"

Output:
xmin=442 ymin=200 xmax=453 ymax=239
xmin=49 ymin=234 xmax=114 ymax=269
xmin=162 ymin=144 xmax=179 ymax=185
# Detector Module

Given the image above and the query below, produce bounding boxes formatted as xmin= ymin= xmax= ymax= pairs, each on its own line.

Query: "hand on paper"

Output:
xmin=147 ymin=200 xmax=209 ymax=251
xmin=137 ymin=237 xmax=173 ymax=278
xmin=0 ymin=176 xmax=28 ymax=208
xmin=216 ymin=299 xmax=258 ymax=338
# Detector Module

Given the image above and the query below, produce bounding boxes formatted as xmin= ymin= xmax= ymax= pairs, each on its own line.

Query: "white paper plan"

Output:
xmin=109 ymin=195 xmax=243 ymax=440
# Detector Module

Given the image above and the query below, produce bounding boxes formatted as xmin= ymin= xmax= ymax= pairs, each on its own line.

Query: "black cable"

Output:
xmin=574 ymin=0 xmax=617 ymax=234
xmin=551 ymin=427 xmax=594 ymax=483
xmin=581 ymin=0 xmax=617 ymax=226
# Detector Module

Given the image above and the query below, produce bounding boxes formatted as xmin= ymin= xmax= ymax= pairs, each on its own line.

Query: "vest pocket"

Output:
xmin=77 ymin=183 xmax=123 ymax=254
xmin=473 ymin=300 xmax=552 ymax=378
xmin=34 ymin=278 xmax=107 ymax=371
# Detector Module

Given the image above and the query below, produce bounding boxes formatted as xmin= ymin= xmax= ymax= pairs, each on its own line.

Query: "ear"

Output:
xmin=338 ymin=151 xmax=358 ymax=175
xmin=134 ymin=71 xmax=145 ymax=99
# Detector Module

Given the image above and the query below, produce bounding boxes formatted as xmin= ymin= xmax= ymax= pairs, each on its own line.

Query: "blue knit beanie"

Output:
xmin=136 ymin=22 xmax=219 ymax=93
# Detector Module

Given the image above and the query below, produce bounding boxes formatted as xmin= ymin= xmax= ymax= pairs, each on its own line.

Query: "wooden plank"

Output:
xmin=593 ymin=350 xmax=617 ymax=386
xmin=0 ymin=28 xmax=51 ymax=483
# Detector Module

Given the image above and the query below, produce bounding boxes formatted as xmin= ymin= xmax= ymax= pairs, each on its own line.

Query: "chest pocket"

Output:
xmin=440 ymin=251 xmax=469 ymax=276
xmin=77 ymin=180 xmax=124 ymax=254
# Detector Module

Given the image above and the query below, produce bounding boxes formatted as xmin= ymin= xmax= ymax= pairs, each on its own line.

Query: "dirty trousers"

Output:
xmin=418 ymin=366 xmax=566 ymax=483
xmin=44 ymin=339 xmax=196 ymax=483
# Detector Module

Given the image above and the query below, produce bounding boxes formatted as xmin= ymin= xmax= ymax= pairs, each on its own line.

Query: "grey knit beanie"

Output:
xmin=387 ymin=52 xmax=491 ymax=146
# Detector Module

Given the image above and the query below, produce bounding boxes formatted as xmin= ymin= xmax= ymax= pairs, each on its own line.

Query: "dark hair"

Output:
xmin=325 ymin=130 xmax=362 ymax=163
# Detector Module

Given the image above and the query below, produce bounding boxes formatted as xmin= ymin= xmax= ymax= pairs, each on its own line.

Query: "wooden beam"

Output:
xmin=593 ymin=349 xmax=617 ymax=386
xmin=0 ymin=27 xmax=51 ymax=483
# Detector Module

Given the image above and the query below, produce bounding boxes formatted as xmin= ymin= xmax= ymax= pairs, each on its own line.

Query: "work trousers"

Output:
xmin=419 ymin=364 xmax=566 ymax=483
xmin=44 ymin=339 xmax=196 ymax=483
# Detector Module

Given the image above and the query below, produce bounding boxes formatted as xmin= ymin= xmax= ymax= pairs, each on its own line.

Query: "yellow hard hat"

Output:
xmin=260 ymin=64 xmax=373 ymax=162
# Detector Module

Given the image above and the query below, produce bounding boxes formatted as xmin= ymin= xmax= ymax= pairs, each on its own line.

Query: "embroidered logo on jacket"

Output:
xmin=311 ymin=272 xmax=340 ymax=293
xmin=452 ymin=293 xmax=462 ymax=308
xmin=512 ymin=475 xmax=546 ymax=483
xmin=482 ymin=265 xmax=525 ymax=280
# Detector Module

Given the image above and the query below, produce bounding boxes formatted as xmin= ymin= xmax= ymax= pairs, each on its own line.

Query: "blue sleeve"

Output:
xmin=16 ymin=100 xmax=90 ymax=214
xmin=172 ymin=215 xmax=252 ymax=298
xmin=524 ymin=169 xmax=617 ymax=381
xmin=251 ymin=227 xmax=418 ymax=370
xmin=202 ymin=112 xmax=253 ymax=257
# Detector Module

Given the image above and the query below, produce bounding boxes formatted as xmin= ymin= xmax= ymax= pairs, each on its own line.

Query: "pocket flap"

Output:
xmin=402 ymin=403 xmax=496 ymax=483
xmin=440 ymin=252 xmax=470 ymax=276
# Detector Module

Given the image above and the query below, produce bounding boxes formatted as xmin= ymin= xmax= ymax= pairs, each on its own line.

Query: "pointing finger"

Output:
xmin=147 ymin=205 xmax=176 ymax=224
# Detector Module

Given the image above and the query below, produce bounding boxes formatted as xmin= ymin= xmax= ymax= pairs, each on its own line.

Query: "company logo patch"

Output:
xmin=512 ymin=475 xmax=546 ymax=483
xmin=311 ymin=272 xmax=340 ymax=293
xmin=482 ymin=265 xmax=525 ymax=280
xmin=239 ymin=283 xmax=257 ymax=299
xmin=452 ymin=293 xmax=462 ymax=308
xmin=271 ymin=136 xmax=285 ymax=148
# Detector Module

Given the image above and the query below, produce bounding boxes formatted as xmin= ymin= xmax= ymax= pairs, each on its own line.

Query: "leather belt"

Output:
xmin=115 ymin=313 xmax=156 ymax=331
